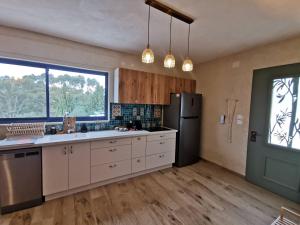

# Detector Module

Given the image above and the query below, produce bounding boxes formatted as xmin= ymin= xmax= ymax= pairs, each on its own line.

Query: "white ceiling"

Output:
xmin=0 ymin=0 xmax=300 ymax=63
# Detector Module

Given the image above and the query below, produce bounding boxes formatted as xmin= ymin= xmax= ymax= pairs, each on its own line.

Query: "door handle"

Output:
xmin=250 ymin=131 xmax=257 ymax=142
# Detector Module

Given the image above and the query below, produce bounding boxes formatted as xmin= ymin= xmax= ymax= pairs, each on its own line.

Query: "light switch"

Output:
xmin=236 ymin=114 xmax=243 ymax=125
xmin=219 ymin=115 xmax=225 ymax=124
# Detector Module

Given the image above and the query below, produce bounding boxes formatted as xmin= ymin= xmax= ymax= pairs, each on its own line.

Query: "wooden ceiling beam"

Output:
xmin=145 ymin=0 xmax=194 ymax=24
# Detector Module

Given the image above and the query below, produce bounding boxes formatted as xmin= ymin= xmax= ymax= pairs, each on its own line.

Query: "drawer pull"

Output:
xmin=109 ymin=140 xmax=117 ymax=144
xmin=160 ymin=135 xmax=165 ymax=138
xmin=109 ymin=148 xmax=117 ymax=152
xmin=137 ymin=159 xmax=141 ymax=163
xmin=109 ymin=164 xmax=117 ymax=168
xmin=137 ymin=137 xmax=141 ymax=140
xmin=160 ymin=142 xmax=165 ymax=145
xmin=159 ymin=154 xmax=165 ymax=158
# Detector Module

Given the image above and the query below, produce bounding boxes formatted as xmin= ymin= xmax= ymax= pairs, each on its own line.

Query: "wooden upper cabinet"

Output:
xmin=114 ymin=68 xmax=196 ymax=105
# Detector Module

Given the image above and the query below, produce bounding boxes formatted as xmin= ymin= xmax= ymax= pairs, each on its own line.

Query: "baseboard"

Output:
xmin=200 ymin=157 xmax=245 ymax=178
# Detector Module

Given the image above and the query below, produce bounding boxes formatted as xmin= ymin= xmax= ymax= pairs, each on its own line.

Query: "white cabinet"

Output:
xmin=146 ymin=134 xmax=176 ymax=170
xmin=42 ymin=142 xmax=91 ymax=195
xmin=146 ymin=139 xmax=176 ymax=156
xmin=132 ymin=136 xmax=146 ymax=158
xmin=91 ymin=145 xmax=131 ymax=166
xmin=146 ymin=151 xmax=175 ymax=169
xmin=43 ymin=145 xmax=69 ymax=195
xmin=42 ymin=132 xmax=176 ymax=197
xmin=91 ymin=159 xmax=131 ymax=183
xmin=132 ymin=157 xmax=146 ymax=173
xmin=91 ymin=138 xmax=131 ymax=149
xmin=147 ymin=133 xmax=176 ymax=142
xmin=68 ymin=142 xmax=90 ymax=189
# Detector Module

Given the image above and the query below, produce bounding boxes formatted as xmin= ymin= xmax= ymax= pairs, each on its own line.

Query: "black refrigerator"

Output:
xmin=163 ymin=93 xmax=202 ymax=167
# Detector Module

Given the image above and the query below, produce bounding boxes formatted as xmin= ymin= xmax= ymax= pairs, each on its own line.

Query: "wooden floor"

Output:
xmin=1 ymin=161 xmax=300 ymax=225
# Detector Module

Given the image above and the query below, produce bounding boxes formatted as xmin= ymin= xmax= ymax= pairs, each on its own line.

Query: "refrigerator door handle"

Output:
xmin=181 ymin=116 xmax=199 ymax=119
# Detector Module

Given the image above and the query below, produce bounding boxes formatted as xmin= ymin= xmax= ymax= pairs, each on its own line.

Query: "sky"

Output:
xmin=0 ymin=63 xmax=106 ymax=88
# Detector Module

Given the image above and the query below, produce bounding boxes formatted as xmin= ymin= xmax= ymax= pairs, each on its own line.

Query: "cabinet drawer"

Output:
xmin=132 ymin=157 xmax=145 ymax=173
xmin=91 ymin=138 xmax=131 ymax=149
xmin=91 ymin=145 xmax=131 ymax=166
xmin=91 ymin=159 xmax=131 ymax=183
xmin=146 ymin=139 xmax=176 ymax=156
xmin=146 ymin=151 xmax=175 ymax=170
xmin=132 ymin=136 xmax=146 ymax=158
xmin=147 ymin=133 xmax=176 ymax=141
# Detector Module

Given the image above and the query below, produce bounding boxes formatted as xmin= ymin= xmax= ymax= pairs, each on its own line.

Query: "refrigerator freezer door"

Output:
xmin=180 ymin=93 xmax=202 ymax=118
xmin=163 ymin=94 xmax=181 ymax=130
xmin=176 ymin=117 xmax=200 ymax=167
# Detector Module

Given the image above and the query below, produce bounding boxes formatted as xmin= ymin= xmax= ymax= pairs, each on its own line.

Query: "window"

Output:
xmin=268 ymin=77 xmax=300 ymax=150
xmin=0 ymin=58 xmax=108 ymax=123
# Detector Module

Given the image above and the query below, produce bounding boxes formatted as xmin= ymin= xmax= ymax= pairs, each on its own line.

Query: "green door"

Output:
xmin=246 ymin=63 xmax=300 ymax=202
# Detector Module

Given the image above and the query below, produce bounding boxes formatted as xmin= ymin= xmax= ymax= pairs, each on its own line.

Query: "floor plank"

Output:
xmin=1 ymin=161 xmax=299 ymax=225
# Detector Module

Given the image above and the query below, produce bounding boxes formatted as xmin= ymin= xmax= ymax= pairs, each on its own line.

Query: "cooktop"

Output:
xmin=145 ymin=127 xmax=172 ymax=132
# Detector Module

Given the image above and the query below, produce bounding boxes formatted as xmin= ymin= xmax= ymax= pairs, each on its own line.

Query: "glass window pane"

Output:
xmin=49 ymin=69 xmax=106 ymax=118
xmin=0 ymin=63 xmax=46 ymax=118
xmin=268 ymin=77 xmax=300 ymax=150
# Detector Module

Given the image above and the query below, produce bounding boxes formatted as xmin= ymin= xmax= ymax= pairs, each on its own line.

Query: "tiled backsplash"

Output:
xmin=45 ymin=103 xmax=162 ymax=133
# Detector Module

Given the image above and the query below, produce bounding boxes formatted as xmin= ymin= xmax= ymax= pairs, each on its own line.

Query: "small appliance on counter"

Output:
xmin=80 ymin=123 xmax=88 ymax=133
xmin=163 ymin=93 xmax=202 ymax=167
xmin=133 ymin=120 xmax=143 ymax=130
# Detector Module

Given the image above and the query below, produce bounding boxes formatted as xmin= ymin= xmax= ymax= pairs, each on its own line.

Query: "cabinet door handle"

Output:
xmin=160 ymin=135 xmax=165 ymax=138
xmin=63 ymin=146 xmax=67 ymax=155
xmin=160 ymin=142 xmax=164 ymax=145
xmin=70 ymin=145 xmax=73 ymax=154
xmin=109 ymin=164 xmax=117 ymax=168
xmin=159 ymin=154 xmax=165 ymax=158
xmin=137 ymin=137 xmax=141 ymax=140
xmin=109 ymin=140 xmax=117 ymax=144
xmin=109 ymin=148 xmax=117 ymax=152
xmin=137 ymin=159 xmax=141 ymax=163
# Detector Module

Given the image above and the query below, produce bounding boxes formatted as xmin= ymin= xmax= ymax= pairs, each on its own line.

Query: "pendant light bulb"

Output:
xmin=182 ymin=58 xmax=193 ymax=71
xmin=164 ymin=53 xmax=176 ymax=68
xmin=142 ymin=46 xmax=154 ymax=64
xmin=182 ymin=24 xmax=193 ymax=72
xmin=142 ymin=5 xmax=154 ymax=64
xmin=164 ymin=16 xmax=175 ymax=68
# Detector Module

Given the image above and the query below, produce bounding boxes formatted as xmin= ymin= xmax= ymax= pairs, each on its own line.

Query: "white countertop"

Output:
xmin=0 ymin=129 xmax=177 ymax=151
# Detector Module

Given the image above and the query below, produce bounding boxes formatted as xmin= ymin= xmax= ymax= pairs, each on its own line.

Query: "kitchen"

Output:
xmin=1 ymin=0 xmax=300 ymax=225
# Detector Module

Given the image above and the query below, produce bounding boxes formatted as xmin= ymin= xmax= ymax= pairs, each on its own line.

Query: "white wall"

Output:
xmin=195 ymin=36 xmax=300 ymax=175
xmin=0 ymin=25 xmax=195 ymax=102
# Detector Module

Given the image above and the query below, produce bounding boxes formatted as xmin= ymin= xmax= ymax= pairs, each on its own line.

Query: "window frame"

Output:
xmin=265 ymin=73 xmax=300 ymax=152
xmin=0 ymin=57 xmax=109 ymax=123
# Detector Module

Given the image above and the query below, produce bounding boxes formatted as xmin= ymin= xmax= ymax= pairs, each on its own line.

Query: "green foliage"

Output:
xmin=0 ymin=74 xmax=46 ymax=118
xmin=0 ymin=73 xmax=105 ymax=118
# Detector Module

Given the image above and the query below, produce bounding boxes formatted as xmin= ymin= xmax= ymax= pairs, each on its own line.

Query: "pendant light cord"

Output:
xmin=169 ymin=16 xmax=172 ymax=53
xmin=147 ymin=5 xmax=150 ymax=48
xmin=187 ymin=24 xmax=190 ymax=57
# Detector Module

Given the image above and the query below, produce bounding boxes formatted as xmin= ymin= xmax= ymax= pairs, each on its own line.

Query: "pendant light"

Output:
xmin=182 ymin=24 xmax=193 ymax=72
xmin=164 ymin=16 xmax=175 ymax=68
xmin=142 ymin=5 xmax=154 ymax=64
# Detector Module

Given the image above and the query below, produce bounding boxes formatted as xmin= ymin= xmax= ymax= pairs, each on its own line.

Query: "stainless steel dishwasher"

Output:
xmin=0 ymin=147 xmax=43 ymax=214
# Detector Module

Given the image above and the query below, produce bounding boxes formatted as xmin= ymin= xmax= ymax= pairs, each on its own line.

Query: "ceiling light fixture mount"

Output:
xmin=145 ymin=0 xmax=194 ymax=24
